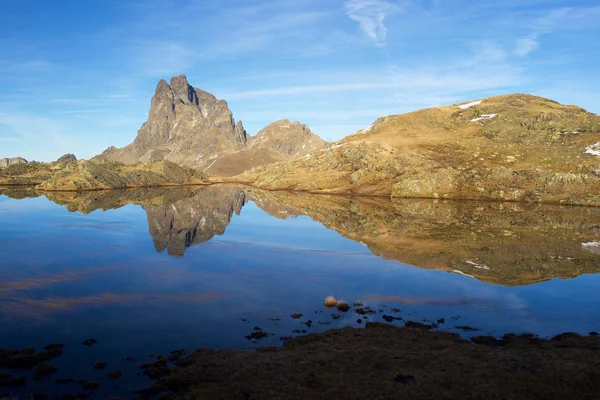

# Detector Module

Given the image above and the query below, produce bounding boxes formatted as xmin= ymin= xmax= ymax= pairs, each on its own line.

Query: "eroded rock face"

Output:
xmin=0 ymin=157 xmax=28 ymax=167
xmin=93 ymin=75 xmax=246 ymax=167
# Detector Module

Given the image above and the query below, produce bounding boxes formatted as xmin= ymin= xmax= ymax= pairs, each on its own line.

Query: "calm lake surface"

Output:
xmin=1 ymin=185 xmax=600 ymax=397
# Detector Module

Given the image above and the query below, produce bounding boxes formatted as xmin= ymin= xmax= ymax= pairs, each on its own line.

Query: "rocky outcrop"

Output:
xmin=37 ymin=160 xmax=207 ymax=191
xmin=93 ymin=75 xmax=246 ymax=167
xmin=248 ymin=120 xmax=325 ymax=157
xmin=0 ymin=157 xmax=27 ymax=167
xmin=55 ymin=154 xmax=77 ymax=163
xmin=238 ymin=94 xmax=600 ymax=206
xmin=202 ymin=120 xmax=327 ymax=176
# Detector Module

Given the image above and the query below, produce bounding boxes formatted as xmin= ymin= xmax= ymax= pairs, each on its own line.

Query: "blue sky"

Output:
xmin=1 ymin=0 xmax=599 ymax=161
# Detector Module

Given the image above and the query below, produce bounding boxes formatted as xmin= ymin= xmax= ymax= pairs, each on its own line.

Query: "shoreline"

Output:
xmin=2 ymin=179 xmax=600 ymax=208
xmin=2 ymin=321 xmax=599 ymax=399
xmin=140 ymin=322 xmax=600 ymax=399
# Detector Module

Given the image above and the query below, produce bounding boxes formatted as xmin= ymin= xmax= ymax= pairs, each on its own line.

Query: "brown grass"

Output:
xmin=143 ymin=322 xmax=600 ymax=400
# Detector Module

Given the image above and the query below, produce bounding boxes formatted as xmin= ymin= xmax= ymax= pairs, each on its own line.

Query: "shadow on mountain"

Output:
xmin=5 ymin=185 xmax=598 ymax=285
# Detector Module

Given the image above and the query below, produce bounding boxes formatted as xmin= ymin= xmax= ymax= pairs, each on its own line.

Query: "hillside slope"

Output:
xmin=203 ymin=120 xmax=327 ymax=176
xmin=236 ymin=95 xmax=600 ymax=206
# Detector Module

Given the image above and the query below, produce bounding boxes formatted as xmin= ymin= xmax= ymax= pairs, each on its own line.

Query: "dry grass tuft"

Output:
xmin=353 ymin=300 xmax=363 ymax=307
xmin=337 ymin=300 xmax=351 ymax=312
xmin=324 ymin=296 xmax=338 ymax=307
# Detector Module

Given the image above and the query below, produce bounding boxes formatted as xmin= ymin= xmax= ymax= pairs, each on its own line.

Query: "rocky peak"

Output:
xmin=170 ymin=74 xmax=198 ymax=105
xmin=93 ymin=75 xmax=246 ymax=166
xmin=249 ymin=119 xmax=326 ymax=156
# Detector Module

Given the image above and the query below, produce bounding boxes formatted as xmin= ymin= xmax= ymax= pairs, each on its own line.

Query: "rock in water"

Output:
xmin=0 ymin=157 xmax=28 ymax=167
xmin=93 ymin=74 xmax=246 ymax=167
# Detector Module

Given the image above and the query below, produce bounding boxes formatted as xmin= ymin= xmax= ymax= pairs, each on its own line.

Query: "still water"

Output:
xmin=1 ymin=185 xmax=599 ymax=397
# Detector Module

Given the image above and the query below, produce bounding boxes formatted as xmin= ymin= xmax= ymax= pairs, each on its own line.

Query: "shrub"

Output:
xmin=337 ymin=300 xmax=350 ymax=312
xmin=324 ymin=296 xmax=337 ymax=307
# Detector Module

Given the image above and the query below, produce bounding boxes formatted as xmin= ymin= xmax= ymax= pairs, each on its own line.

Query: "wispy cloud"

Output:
xmin=515 ymin=35 xmax=539 ymax=57
xmin=514 ymin=6 xmax=600 ymax=57
xmin=344 ymin=0 xmax=403 ymax=46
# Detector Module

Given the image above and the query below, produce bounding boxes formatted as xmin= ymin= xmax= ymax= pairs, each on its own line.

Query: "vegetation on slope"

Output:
xmin=0 ymin=162 xmax=57 ymax=185
xmin=37 ymin=160 xmax=208 ymax=191
xmin=237 ymin=95 xmax=600 ymax=206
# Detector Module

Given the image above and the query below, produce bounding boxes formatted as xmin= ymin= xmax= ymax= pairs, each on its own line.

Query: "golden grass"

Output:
xmin=324 ymin=296 xmax=337 ymax=307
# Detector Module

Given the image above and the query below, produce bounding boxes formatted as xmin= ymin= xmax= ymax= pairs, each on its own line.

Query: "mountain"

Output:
xmin=93 ymin=75 xmax=326 ymax=176
xmin=201 ymin=120 xmax=326 ymax=176
xmin=0 ymin=157 xmax=27 ymax=167
xmin=237 ymin=94 xmax=600 ymax=206
xmin=93 ymin=74 xmax=246 ymax=166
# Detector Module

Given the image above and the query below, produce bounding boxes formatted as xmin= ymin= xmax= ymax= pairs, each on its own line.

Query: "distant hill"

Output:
xmin=0 ymin=157 xmax=27 ymax=167
xmin=93 ymin=75 xmax=326 ymax=176
xmin=203 ymin=119 xmax=326 ymax=176
xmin=55 ymin=153 xmax=77 ymax=163
xmin=237 ymin=94 xmax=600 ymax=206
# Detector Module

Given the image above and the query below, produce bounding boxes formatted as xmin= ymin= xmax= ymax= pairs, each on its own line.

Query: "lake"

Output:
xmin=1 ymin=185 xmax=600 ymax=398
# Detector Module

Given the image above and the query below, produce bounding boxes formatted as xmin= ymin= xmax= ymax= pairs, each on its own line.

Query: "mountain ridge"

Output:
xmin=234 ymin=94 xmax=600 ymax=206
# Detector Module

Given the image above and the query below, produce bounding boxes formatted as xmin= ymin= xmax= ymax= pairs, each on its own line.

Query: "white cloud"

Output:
xmin=515 ymin=35 xmax=539 ymax=57
xmin=344 ymin=0 xmax=402 ymax=46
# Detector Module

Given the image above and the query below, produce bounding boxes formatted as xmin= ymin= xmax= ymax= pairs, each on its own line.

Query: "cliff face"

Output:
xmin=93 ymin=75 xmax=246 ymax=167
xmin=238 ymin=94 xmax=600 ymax=206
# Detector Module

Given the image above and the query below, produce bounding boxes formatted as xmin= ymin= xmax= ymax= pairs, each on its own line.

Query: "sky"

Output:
xmin=1 ymin=0 xmax=599 ymax=161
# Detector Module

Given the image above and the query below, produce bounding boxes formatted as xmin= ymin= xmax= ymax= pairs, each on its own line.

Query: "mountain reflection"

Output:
xmin=2 ymin=185 xmax=599 ymax=286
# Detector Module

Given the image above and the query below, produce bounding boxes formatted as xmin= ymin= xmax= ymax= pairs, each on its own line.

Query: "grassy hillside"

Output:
xmin=37 ymin=160 xmax=208 ymax=191
xmin=236 ymin=95 xmax=600 ymax=206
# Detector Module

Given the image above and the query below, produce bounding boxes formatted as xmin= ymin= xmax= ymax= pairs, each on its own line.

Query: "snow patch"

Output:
xmin=458 ymin=100 xmax=482 ymax=109
xmin=471 ymin=114 xmax=497 ymax=122
xmin=466 ymin=260 xmax=490 ymax=270
xmin=585 ymin=143 xmax=600 ymax=157
xmin=452 ymin=269 xmax=475 ymax=279
xmin=203 ymin=156 xmax=219 ymax=172
xmin=582 ymin=242 xmax=600 ymax=254
xmin=359 ymin=123 xmax=375 ymax=134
